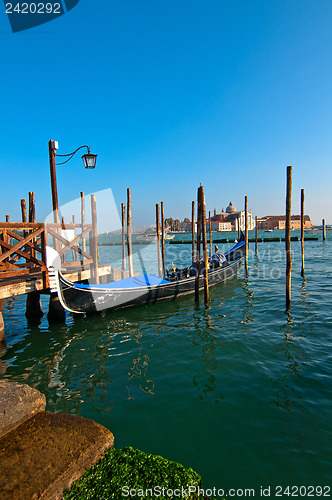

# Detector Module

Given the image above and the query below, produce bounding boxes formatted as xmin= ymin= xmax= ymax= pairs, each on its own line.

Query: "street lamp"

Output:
xmin=48 ymin=139 xmax=97 ymax=223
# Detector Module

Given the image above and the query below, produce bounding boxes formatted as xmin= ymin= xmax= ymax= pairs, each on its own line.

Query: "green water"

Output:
xmin=1 ymin=231 xmax=331 ymax=498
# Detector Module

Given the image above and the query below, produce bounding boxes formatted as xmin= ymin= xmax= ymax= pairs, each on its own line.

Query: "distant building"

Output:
xmin=210 ymin=201 xmax=255 ymax=231
xmin=210 ymin=221 xmax=233 ymax=231
xmin=257 ymin=215 xmax=312 ymax=230
xmin=182 ymin=201 xmax=256 ymax=232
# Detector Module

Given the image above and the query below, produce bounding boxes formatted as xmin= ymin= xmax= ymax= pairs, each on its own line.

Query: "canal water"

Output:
xmin=1 ymin=230 xmax=331 ymax=497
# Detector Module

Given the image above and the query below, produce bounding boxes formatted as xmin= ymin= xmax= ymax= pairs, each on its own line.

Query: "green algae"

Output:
xmin=63 ymin=446 xmax=213 ymax=500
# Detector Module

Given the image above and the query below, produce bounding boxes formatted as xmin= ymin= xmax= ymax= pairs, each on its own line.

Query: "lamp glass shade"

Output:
xmin=82 ymin=153 xmax=97 ymax=169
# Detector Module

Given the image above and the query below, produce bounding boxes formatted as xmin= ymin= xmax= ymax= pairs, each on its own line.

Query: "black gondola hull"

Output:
xmin=53 ymin=245 xmax=244 ymax=314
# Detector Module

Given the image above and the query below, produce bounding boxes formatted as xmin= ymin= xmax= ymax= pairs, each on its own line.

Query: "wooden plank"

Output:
xmin=45 ymin=222 xmax=92 ymax=230
xmin=0 ymin=223 xmax=44 ymax=229
xmin=61 ymin=259 xmax=93 ymax=268
xmin=0 ymin=266 xmax=46 ymax=279
xmin=0 ymin=264 xmax=112 ymax=300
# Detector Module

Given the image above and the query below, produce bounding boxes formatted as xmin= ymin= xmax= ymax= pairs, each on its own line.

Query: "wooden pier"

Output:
xmin=0 ymin=221 xmax=113 ymax=341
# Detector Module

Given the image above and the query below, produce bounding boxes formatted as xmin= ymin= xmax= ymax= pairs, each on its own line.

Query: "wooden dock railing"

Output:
xmin=0 ymin=222 xmax=97 ymax=285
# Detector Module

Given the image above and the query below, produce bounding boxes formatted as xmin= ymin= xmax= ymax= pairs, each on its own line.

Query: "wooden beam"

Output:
xmin=0 ymin=228 xmax=45 ymax=265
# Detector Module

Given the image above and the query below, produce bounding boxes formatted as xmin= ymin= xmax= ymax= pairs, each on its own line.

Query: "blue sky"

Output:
xmin=1 ymin=0 xmax=331 ymax=226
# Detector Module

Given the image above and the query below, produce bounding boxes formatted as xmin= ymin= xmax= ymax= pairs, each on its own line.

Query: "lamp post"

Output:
xmin=48 ymin=139 xmax=97 ymax=223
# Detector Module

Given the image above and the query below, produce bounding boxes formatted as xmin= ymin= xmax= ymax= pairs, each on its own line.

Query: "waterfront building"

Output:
xmin=181 ymin=201 xmax=256 ymax=232
xmin=257 ymin=215 xmax=312 ymax=230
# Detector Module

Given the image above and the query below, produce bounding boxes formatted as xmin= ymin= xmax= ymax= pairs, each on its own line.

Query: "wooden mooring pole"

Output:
xmin=285 ymin=166 xmax=292 ymax=311
xmin=127 ymin=188 xmax=134 ymax=277
xmin=21 ymin=199 xmax=27 ymax=239
xmin=28 ymin=192 xmax=36 ymax=257
xmin=255 ymin=215 xmax=258 ymax=254
xmin=245 ymin=195 xmax=248 ymax=277
xmin=322 ymin=219 xmax=326 ymax=241
xmin=90 ymin=194 xmax=99 ymax=284
xmin=201 ymin=187 xmax=209 ymax=303
xmin=161 ymin=202 xmax=166 ymax=278
xmin=80 ymin=192 xmax=86 ymax=256
xmin=156 ymin=203 xmax=162 ymax=277
xmin=26 ymin=191 xmax=43 ymax=320
xmin=209 ymin=211 xmax=212 ymax=257
xmin=191 ymin=201 xmax=195 ymax=264
xmin=28 ymin=192 xmax=35 ymax=224
xmin=121 ymin=203 xmax=126 ymax=277
xmin=301 ymin=189 xmax=305 ymax=278
xmin=49 ymin=139 xmax=60 ymax=224
xmin=195 ymin=193 xmax=202 ymax=303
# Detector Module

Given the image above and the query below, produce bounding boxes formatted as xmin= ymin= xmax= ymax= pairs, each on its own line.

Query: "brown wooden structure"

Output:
xmin=0 ymin=221 xmax=112 ymax=341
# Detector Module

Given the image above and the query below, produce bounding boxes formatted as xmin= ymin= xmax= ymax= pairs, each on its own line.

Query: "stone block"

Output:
xmin=0 ymin=411 xmax=114 ymax=500
xmin=0 ymin=380 xmax=46 ymax=437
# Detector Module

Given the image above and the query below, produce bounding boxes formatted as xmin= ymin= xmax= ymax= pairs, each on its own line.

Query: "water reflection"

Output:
xmin=189 ymin=304 xmax=224 ymax=403
xmin=239 ymin=278 xmax=256 ymax=327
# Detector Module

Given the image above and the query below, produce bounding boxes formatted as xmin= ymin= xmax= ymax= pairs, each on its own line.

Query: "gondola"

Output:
xmin=47 ymin=238 xmax=245 ymax=314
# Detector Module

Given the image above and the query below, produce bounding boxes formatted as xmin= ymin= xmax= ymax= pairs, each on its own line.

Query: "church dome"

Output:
xmin=226 ymin=201 xmax=236 ymax=214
